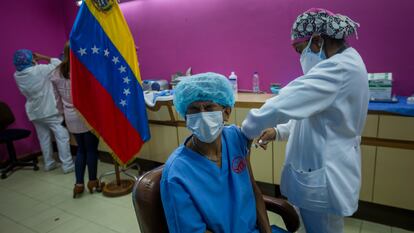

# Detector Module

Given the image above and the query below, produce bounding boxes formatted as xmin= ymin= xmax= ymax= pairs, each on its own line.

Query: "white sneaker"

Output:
xmin=44 ymin=162 xmax=58 ymax=172
xmin=63 ymin=165 xmax=75 ymax=174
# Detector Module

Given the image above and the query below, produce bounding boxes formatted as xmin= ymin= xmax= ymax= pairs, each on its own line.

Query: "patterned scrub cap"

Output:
xmin=291 ymin=8 xmax=360 ymax=44
xmin=13 ymin=49 xmax=33 ymax=71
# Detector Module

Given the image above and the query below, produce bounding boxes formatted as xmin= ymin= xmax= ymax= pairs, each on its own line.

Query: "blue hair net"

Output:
xmin=173 ymin=72 xmax=235 ymax=118
xmin=13 ymin=49 xmax=33 ymax=71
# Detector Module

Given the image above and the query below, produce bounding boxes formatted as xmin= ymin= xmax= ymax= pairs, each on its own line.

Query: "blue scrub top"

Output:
xmin=161 ymin=125 xmax=260 ymax=233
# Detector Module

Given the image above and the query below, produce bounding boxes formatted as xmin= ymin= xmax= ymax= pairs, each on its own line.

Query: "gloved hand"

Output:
xmin=255 ymin=128 xmax=277 ymax=150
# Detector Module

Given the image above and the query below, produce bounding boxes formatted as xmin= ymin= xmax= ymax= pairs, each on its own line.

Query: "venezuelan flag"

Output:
xmin=69 ymin=0 xmax=150 ymax=165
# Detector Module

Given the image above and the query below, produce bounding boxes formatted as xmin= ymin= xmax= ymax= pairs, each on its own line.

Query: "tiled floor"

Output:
xmin=0 ymin=160 xmax=412 ymax=233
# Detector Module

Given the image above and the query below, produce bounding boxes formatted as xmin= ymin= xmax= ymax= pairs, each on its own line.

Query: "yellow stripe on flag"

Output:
xmin=85 ymin=0 xmax=142 ymax=83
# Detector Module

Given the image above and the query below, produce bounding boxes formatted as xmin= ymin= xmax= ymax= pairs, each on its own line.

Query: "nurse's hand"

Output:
xmin=255 ymin=128 xmax=276 ymax=150
xmin=33 ymin=52 xmax=51 ymax=62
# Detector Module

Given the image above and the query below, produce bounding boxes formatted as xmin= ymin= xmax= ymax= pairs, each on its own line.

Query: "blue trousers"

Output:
xmin=73 ymin=132 xmax=99 ymax=184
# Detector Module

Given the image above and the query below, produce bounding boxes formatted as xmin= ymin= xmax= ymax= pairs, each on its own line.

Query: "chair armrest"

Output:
xmin=263 ymin=195 xmax=300 ymax=232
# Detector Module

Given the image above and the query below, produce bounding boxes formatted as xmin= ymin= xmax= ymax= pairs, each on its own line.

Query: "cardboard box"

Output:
xmin=368 ymin=73 xmax=392 ymax=99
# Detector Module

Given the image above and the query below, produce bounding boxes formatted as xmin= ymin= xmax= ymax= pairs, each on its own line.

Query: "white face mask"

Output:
xmin=186 ymin=111 xmax=224 ymax=143
xmin=300 ymin=37 xmax=326 ymax=74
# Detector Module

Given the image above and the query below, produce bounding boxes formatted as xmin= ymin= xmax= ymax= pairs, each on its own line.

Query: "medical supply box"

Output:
xmin=368 ymin=73 xmax=392 ymax=100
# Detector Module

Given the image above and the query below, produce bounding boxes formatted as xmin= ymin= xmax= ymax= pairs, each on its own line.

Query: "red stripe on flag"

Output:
xmin=70 ymin=50 xmax=144 ymax=164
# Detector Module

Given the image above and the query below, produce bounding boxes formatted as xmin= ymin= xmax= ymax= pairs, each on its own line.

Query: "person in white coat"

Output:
xmin=241 ymin=8 xmax=369 ymax=233
xmin=13 ymin=49 xmax=74 ymax=173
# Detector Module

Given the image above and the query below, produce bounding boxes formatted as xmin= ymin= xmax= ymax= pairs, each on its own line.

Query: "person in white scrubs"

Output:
xmin=241 ymin=8 xmax=369 ymax=233
xmin=13 ymin=49 xmax=74 ymax=173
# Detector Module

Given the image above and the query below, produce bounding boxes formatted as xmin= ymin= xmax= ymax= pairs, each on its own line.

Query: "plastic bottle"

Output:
xmin=252 ymin=72 xmax=260 ymax=93
xmin=407 ymin=96 xmax=414 ymax=105
xmin=229 ymin=72 xmax=238 ymax=96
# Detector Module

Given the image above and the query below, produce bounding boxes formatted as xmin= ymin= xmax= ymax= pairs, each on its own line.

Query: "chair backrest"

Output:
xmin=132 ymin=165 xmax=169 ymax=233
xmin=0 ymin=102 xmax=15 ymax=131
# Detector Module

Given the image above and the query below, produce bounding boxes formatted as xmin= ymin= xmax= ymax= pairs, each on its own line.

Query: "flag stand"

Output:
xmin=101 ymin=161 xmax=139 ymax=197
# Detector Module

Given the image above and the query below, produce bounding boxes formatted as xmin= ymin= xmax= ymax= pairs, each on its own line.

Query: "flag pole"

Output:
xmin=115 ymin=163 xmax=121 ymax=186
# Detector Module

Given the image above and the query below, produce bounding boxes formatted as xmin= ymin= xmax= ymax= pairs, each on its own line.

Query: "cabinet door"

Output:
xmin=177 ymin=126 xmax=192 ymax=145
xmin=362 ymin=114 xmax=379 ymax=138
xmin=136 ymin=142 xmax=151 ymax=160
xmin=273 ymin=141 xmax=287 ymax=185
xmin=378 ymin=116 xmax=414 ymax=141
xmin=248 ymin=144 xmax=274 ymax=184
xmin=373 ymin=147 xmax=414 ymax=210
xmin=234 ymin=108 xmax=248 ymax=127
xmin=227 ymin=109 xmax=236 ymax=125
xmin=359 ymin=145 xmax=376 ymax=202
xmin=147 ymin=124 xmax=179 ymax=163
xmin=97 ymin=136 xmax=151 ymax=160
xmin=235 ymin=108 xmax=274 ymax=183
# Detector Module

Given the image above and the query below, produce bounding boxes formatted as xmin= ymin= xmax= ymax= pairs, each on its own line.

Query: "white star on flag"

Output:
xmin=104 ymin=49 xmax=110 ymax=57
xmin=91 ymin=45 xmax=100 ymax=54
xmin=123 ymin=88 xmax=131 ymax=96
xmin=123 ymin=76 xmax=131 ymax=84
xmin=112 ymin=56 xmax=120 ymax=64
xmin=118 ymin=65 xmax=126 ymax=73
xmin=119 ymin=99 xmax=127 ymax=106
xmin=78 ymin=48 xmax=87 ymax=56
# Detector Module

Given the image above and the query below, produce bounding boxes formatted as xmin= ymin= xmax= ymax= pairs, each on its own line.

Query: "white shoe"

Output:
xmin=44 ymin=162 xmax=58 ymax=172
xmin=63 ymin=165 xmax=75 ymax=174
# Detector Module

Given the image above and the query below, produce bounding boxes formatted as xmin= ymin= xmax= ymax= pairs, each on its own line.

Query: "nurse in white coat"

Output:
xmin=13 ymin=49 xmax=74 ymax=173
xmin=241 ymin=8 xmax=369 ymax=233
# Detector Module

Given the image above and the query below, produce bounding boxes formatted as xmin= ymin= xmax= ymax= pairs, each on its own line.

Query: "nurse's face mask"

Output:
xmin=300 ymin=36 xmax=326 ymax=74
xmin=186 ymin=102 xmax=224 ymax=143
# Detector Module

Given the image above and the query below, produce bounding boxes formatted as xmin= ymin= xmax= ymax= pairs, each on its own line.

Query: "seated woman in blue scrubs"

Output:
xmin=161 ymin=73 xmax=284 ymax=233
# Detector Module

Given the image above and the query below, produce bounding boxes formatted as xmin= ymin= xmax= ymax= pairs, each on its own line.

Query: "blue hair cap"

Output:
xmin=13 ymin=49 xmax=33 ymax=71
xmin=173 ymin=72 xmax=235 ymax=118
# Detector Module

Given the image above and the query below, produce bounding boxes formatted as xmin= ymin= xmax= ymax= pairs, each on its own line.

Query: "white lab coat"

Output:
xmin=241 ymin=48 xmax=369 ymax=216
xmin=14 ymin=58 xmax=61 ymax=121
xmin=14 ymin=59 xmax=74 ymax=172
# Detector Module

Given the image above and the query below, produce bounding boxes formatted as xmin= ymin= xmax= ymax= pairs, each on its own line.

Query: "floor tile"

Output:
xmin=55 ymin=191 xmax=137 ymax=233
xmin=80 ymin=202 xmax=135 ymax=232
xmin=0 ymin=185 xmax=19 ymax=202
xmin=21 ymin=207 xmax=75 ymax=233
xmin=361 ymin=221 xmax=392 ymax=233
xmin=96 ymin=192 xmax=134 ymax=209
xmin=0 ymin=193 xmax=51 ymax=222
xmin=0 ymin=169 xmax=41 ymax=189
xmin=75 ymin=222 xmax=119 ymax=233
xmin=2 ymin=159 xmax=412 ymax=233
xmin=47 ymin=216 xmax=89 ymax=233
xmin=392 ymin=227 xmax=414 ymax=233
xmin=121 ymin=222 xmax=141 ymax=233
xmin=344 ymin=217 xmax=362 ymax=233
xmin=0 ymin=214 xmax=36 ymax=233
xmin=267 ymin=211 xmax=287 ymax=230
xmin=10 ymin=178 xmax=70 ymax=204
